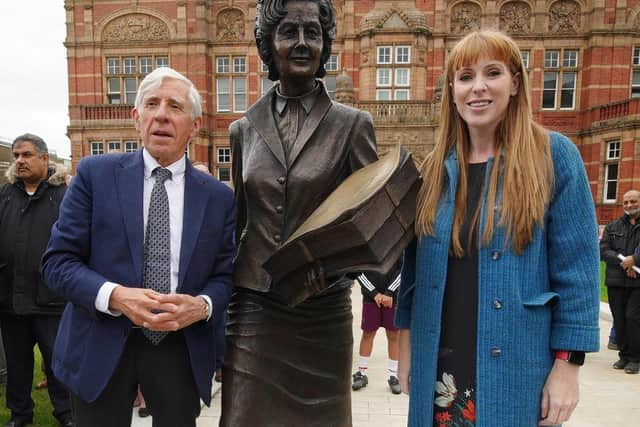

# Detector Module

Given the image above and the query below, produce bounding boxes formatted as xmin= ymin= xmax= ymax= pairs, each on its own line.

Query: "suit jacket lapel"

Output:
xmin=288 ymin=84 xmax=333 ymax=168
xmin=116 ymin=151 xmax=145 ymax=285
xmin=246 ymin=87 xmax=287 ymax=168
xmin=178 ymin=163 xmax=208 ymax=290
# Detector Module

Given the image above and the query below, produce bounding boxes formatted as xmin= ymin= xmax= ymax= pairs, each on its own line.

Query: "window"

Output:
xmin=90 ymin=142 xmax=104 ymax=155
xmin=260 ymin=60 xmax=275 ymax=96
xmin=521 ymin=51 xmax=530 ymax=69
xmin=326 ymin=54 xmax=339 ymax=72
xmin=217 ymin=147 xmax=231 ymax=163
xmin=124 ymin=141 xmax=138 ymax=152
xmin=107 ymin=141 xmax=121 ymax=152
xmin=632 ymin=47 xmax=640 ymax=98
xmin=376 ymin=45 xmax=411 ymax=101
xmin=218 ymin=167 xmax=231 ymax=182
xmin=216 ymin=56 xmax=247 ymax=112
xmin=604 ymin=140 xmax=621 ymax=203
xmin=105 ymin=55 xmax=169 ymax=104
xmin=542 ymin=49 xmax=578 ymax=110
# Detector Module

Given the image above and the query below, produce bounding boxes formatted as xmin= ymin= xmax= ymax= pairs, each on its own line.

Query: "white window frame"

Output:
xmin=563 ymin=50 xmax=578 ymax=68
xmin=105 ymin=55 xmax=168 ymax=105
xmin=544 ymin=50 xmax=559 ymax=68
xmin=377 ymin=46 xmax=392 ymax=64
xmin=124 ymin=141 xmax=138 ymax=153
xmin=90 ymin=142 xmax=104 ymax=155
xmin=394 ymin=89 xmax=410 ymax=100
xmin=156 ymin=57 xmax=169 ymax=68
xmin=107 ymin=58 xmax=120 ymax=74
xmin=395 ymin=46 xmax=411 ymax=64
xmin=233 ymin=56 xmax=246 ymax=73
xmin=217 ymin=57 xmax=230 ymax=74
xmin=632 ymin=69 xmax=640 ymax=99
xmin=604 ymin=163 xmax=619 ymax=203
xmin=376 ymin=89 xmax=391 ymax=101
xmin=123 ymin=57 xmax=136 ymax=74
xmin=216 ymin=78 xmax=230 ymax=112
xmin=559 ymin=72 xmax=576 ymax=110
xmin=521 ymin=51 xmax=530 ymax=69
xmin=217 ymin=147 xmax=231 ymax=163
xmin=376 ymin=69 xmax=392 ymax=87
xmin=233 ymin=77 xmax=247 ymax=113
xmin=395 ymin=68 xmax=410 ymax=87
xmin=542 ymin=71 xmax=558 ymax=110
xmin=107 ymin=141 xmax=121 ymax=152
xmin=218 ymin=167 xmax=231 ymax=182
xmin=606 ymin=140 xmax=621 ymax=160
xmin=326 ymin=54 xmax=339 ymax=72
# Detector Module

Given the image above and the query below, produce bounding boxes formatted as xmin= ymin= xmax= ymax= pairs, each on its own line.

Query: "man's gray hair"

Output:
xmin=12 ymin=133 xmax=48 ymax=155
xmin=134 ymin=67 xmax=202 ymax=120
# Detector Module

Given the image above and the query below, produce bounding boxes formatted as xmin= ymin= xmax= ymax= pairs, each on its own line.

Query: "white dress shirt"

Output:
xmin=95 ymin=149 xmax=211 ymax=320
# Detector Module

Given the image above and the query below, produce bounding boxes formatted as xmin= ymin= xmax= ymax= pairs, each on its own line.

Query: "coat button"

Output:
xmin=277 ymin=176 xmax=286 ymax=185
xmin=276 ymin=205 xmax=284 ymax=214
xmin=274 ymin=234 xmax=281 ymax=243
xmin=493 ymin=299 xmax=503 ymax=309
xmin=490 ymin=347 xmax=502 ymax=357
xmin=491 ymin=250 xmax=501 ymax=260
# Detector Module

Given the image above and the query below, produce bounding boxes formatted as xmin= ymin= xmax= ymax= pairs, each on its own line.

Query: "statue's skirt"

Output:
xmin=220 ymin=284 xmax=353 ymax=427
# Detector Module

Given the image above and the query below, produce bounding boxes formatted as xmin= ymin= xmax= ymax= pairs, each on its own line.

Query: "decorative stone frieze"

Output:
xmin=500 ymin=2 xmax=531 ymax=34
xmin=450 ymin=2 xmax=482 ymax=34
xmin=549 ymin=0 xmax=581 ymax=34
xmin=102 ymin=14 xmax=169 ymax=42
xmin=216 ymin=8 xmax=245 ymax=41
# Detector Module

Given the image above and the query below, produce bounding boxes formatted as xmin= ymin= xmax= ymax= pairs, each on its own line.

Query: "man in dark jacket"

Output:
xmin=0 ymin=134 xmax=72 ymax=427
xmin=600 ymin=189 xmax=640 ymax=375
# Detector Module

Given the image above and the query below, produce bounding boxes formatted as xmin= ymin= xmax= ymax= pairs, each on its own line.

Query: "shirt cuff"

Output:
xmin=95 ymin=282 xmax=123 ymax=316
xmin=199 ymin=295 xmax=213 ymax=321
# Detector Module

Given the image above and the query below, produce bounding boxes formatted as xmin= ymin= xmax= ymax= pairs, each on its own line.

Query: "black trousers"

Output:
xmin=71 ymin=329 xmax=200 ymax=427
xmin=608 ymin=286 xmax=640 ymax=362
xmin=0 ymin=314 xmax=71 ymax=424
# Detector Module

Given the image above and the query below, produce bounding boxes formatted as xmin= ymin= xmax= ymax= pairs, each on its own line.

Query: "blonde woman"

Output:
xmin=395 ymin=31 xmax=600 ymax=427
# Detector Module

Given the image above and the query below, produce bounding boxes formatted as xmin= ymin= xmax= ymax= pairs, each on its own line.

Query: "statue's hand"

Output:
xmin=303 ymin=261 xmax=326 ymax=294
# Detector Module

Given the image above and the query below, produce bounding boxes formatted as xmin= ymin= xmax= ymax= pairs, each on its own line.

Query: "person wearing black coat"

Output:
xmin=600 ymin=189 xmax=640 ymax=375
xmin=0 ymin=133 xmax=72 ymax=427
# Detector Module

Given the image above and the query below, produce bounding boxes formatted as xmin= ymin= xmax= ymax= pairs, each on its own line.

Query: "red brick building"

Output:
xmin=64 ymin=0 xmax=640 ymax=223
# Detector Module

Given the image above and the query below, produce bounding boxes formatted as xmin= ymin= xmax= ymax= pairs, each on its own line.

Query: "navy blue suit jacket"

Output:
xmin=42 ymin=151 xmax=236 ymax=405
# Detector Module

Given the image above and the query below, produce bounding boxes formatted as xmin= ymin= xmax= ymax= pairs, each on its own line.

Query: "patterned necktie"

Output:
xmin=142 ymin=167 xmax=172 ymax=345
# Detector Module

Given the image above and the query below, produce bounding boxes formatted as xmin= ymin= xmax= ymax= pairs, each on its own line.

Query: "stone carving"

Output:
xmin=549 ymin=0 xmax=580 ymax=34
xmin=359 ymin=7 xmax=428 ymax=35
xmin=217 ymin=8 xmax=245 ymax=41
xmin=102 ymin=14 xmax=169 ymax=42
xmin=500 ymin=2 xmax=531 ymax=34
xmin=451 ymin=2 xmax=482 ymax=34
xmin=634 ymin=12 xmax=640 ymax=31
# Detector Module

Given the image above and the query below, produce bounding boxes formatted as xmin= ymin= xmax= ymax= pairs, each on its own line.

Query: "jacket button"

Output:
xmin=493 ymin=299 xmax=503 ymax=309
xmin=274 ymin=234 xmax=281 ymax=243
xmin=277 ymin=176 xmax=286 ymax=185
xmin=275 ymin=205 xmax=283 ymax=214
xmin=491 ymin=250 xmax=501 ymax=260
xmin=490 ymin=347 xmax=501 ymax=357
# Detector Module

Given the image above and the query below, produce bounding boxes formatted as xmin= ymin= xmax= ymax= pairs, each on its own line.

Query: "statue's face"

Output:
xmin=272 ymin=0 xmax=323 ymax=81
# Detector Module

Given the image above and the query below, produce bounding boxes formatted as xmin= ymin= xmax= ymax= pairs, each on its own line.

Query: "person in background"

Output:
xmin=352 ymin=262 xmax=402 ymax=394
xmin=600 ymin=189 xmax=640 ymax=374
xmin=396 ymin=30 xmax=600 ymax=426
xmin=0 ymin=133 xmax=72 ymax=427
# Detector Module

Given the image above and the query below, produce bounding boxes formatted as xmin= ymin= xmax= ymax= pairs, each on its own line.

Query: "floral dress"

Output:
xmin=433 ymin=162 xmax=486 ymax=427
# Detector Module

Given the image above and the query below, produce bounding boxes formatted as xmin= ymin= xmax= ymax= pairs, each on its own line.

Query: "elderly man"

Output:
xmin=42 ymin=67 xmax=236 ymax=426
xmin=0 ymin=134 xmax=72 ymax=427
xmin=600 ymin=189 xmax=640 ymax=374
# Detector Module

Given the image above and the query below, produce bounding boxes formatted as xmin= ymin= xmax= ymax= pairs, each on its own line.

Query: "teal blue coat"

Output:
xmin=396 ymin=132 xmax=600 ymax=426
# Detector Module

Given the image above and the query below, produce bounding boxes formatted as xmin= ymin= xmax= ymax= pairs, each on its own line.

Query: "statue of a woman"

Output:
xmin=220 ymin=0 xmax=378 ymax=425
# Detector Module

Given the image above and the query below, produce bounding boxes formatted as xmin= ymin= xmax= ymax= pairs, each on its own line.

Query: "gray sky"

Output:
xmin=0 ymin=2 xmax=70 ymax=158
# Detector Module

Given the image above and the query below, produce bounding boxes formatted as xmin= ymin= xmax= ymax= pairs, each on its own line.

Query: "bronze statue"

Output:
xmin=220 ymin=0 xmax=378 ymax=425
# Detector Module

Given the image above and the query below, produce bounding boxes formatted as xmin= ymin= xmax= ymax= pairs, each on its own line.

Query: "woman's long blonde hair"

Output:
xmin=416 ymin=30 xmax=554 ymax=256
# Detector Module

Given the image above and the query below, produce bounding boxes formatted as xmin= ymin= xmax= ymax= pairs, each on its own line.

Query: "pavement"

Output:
xmin=131 ymin=292 xmax=639 ymax=427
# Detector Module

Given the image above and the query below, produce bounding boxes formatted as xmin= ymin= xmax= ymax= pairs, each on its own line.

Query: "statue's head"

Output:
xmin=255 ymin=0 xmax=336 ymax=81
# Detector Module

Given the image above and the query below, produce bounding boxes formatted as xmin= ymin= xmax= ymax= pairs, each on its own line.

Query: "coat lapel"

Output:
xmin=287 ymin=83 xmax=333 ymax=168
xmin=116 ymin=152 xmax=145 ymax=284
xmin=178 ymin=163 xmax=208 ymax=290
xmin=245 ymin=87 xmax=287 ymax=168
